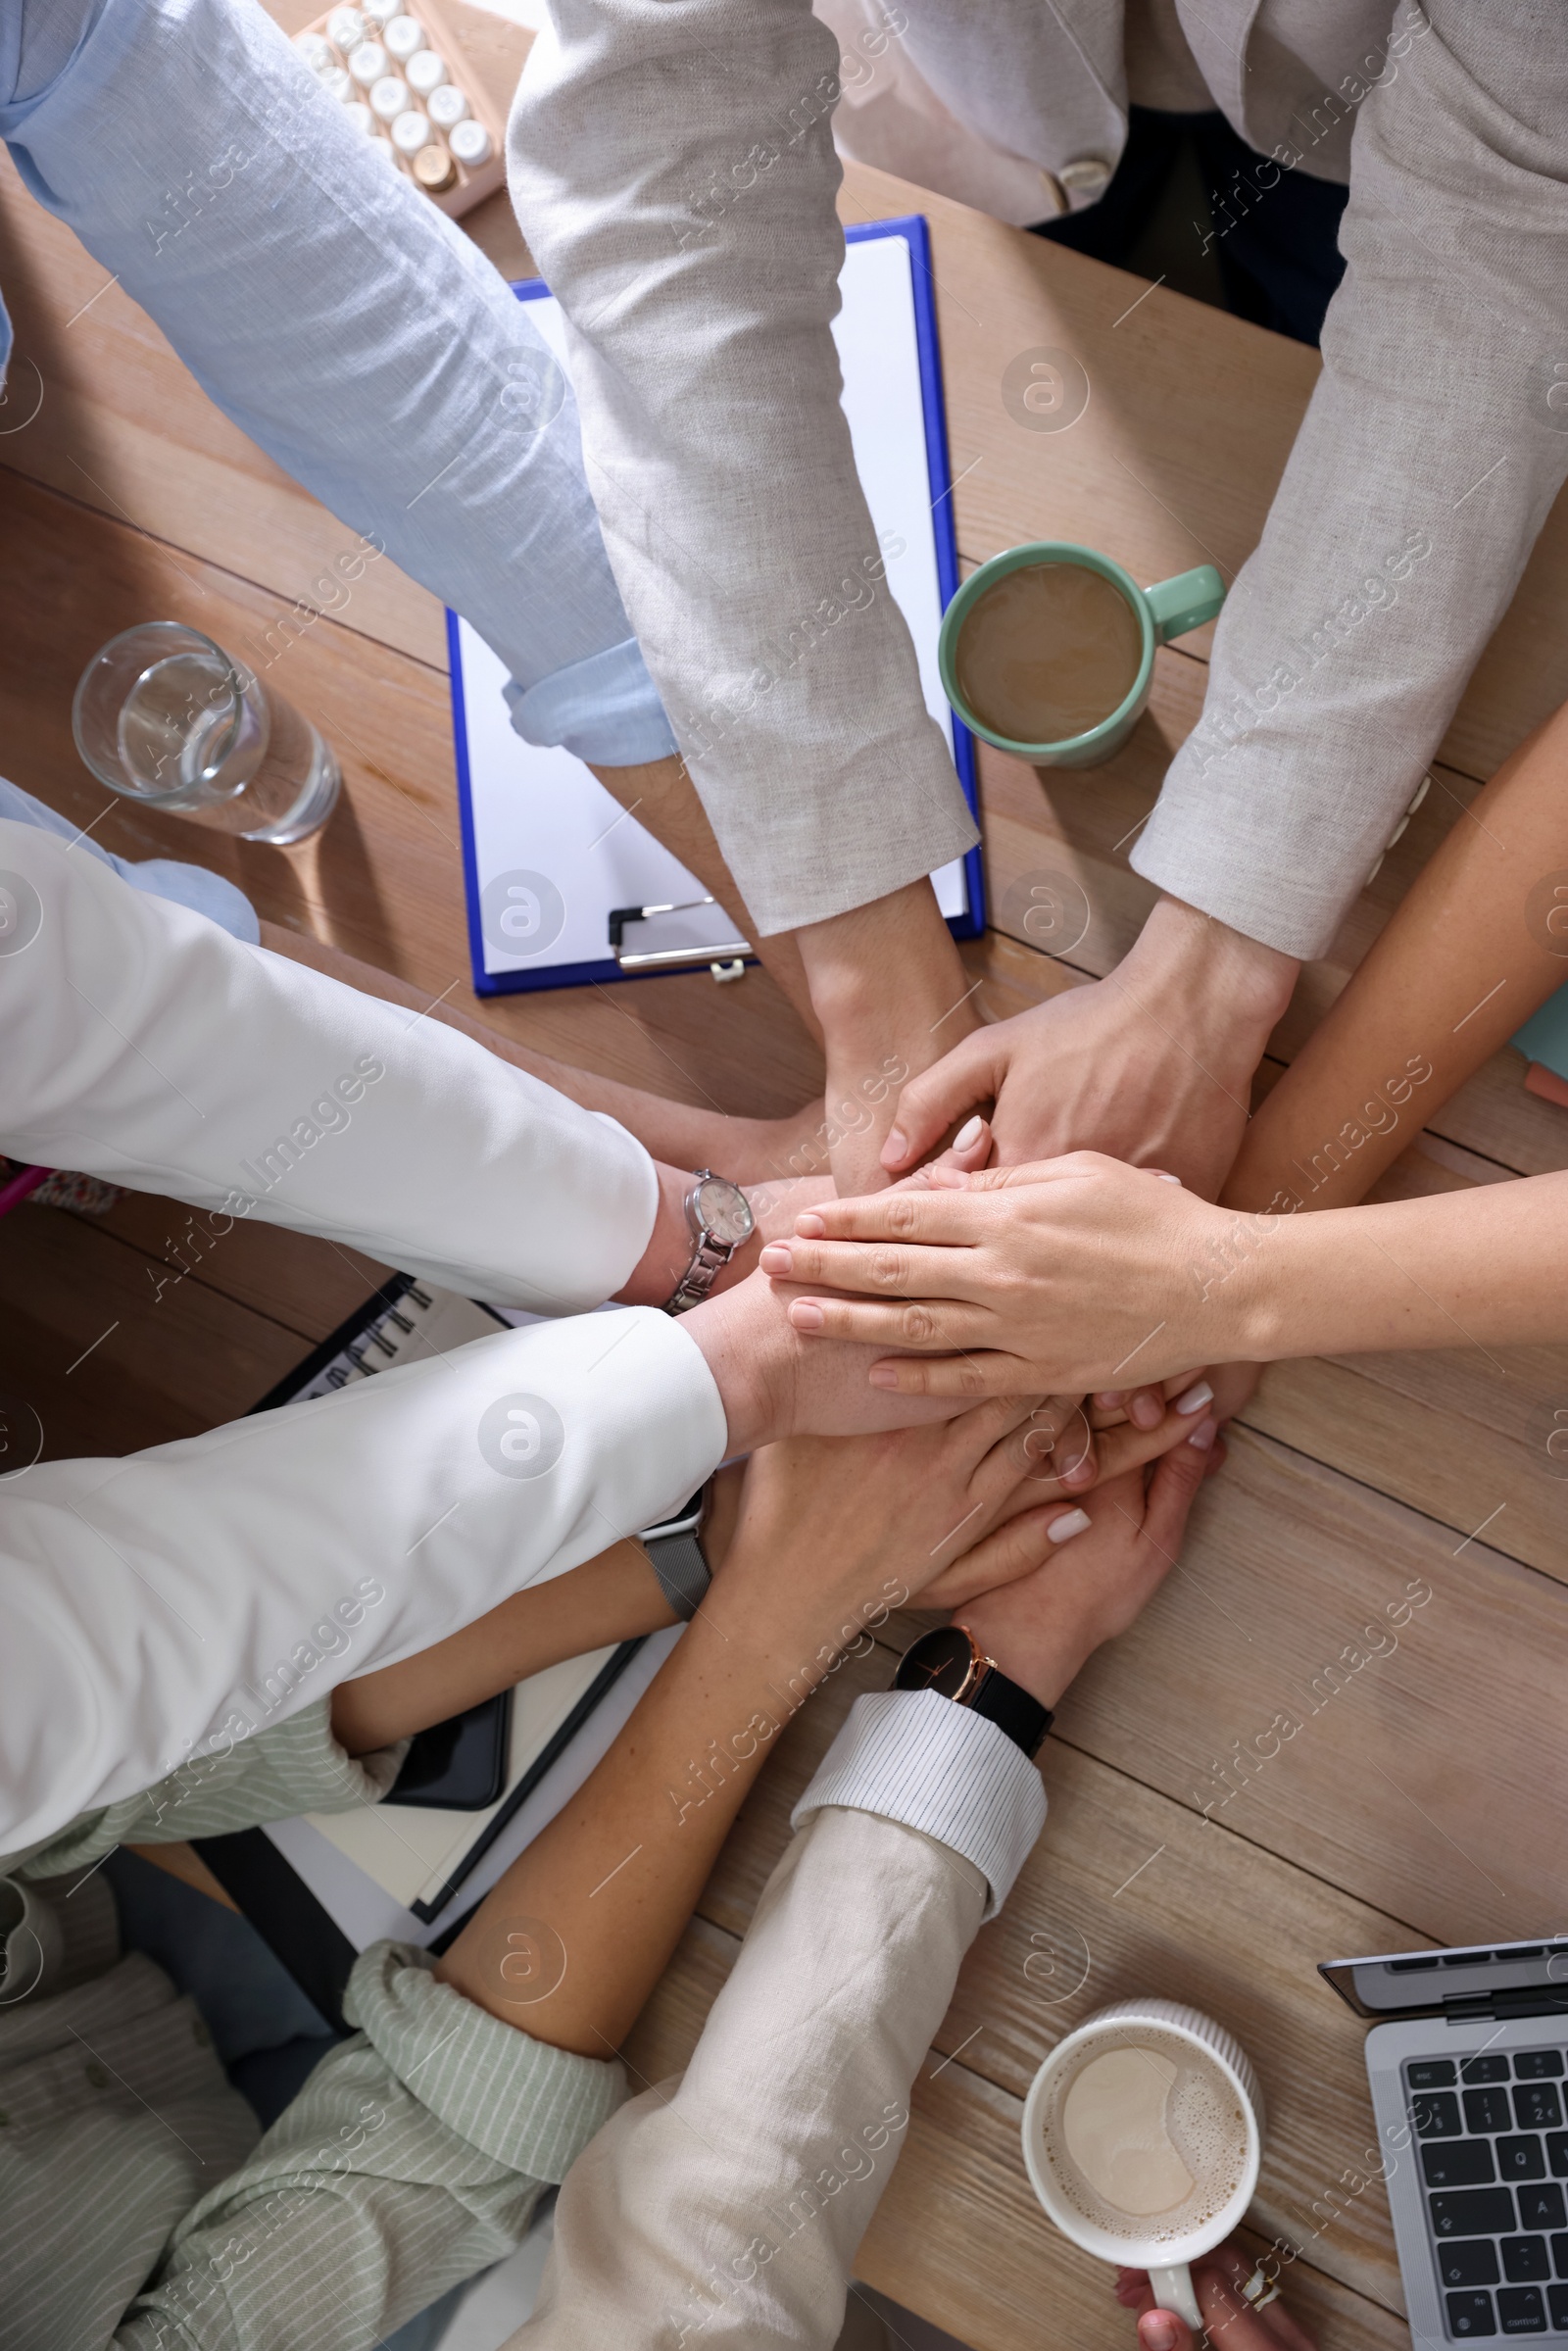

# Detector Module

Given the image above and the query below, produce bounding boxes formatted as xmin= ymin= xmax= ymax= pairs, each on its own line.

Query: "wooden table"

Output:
xmin=2 ymin=12 xmax=1566 ymax=2345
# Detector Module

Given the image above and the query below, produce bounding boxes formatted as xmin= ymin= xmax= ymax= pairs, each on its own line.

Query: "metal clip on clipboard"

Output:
xmin=608 ymin=897 xmax=752 ymax=983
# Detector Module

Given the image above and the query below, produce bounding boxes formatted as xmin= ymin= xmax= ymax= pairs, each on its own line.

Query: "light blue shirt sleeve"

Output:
xmin=0 ymin=0 xmax=675 ymax=771
xmin=0 ymin=774 xmax=260 ymax=941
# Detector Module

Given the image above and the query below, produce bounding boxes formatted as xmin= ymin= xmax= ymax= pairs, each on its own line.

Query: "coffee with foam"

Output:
xmin=1036 ymin=2027 xmax=1249 ymax=2245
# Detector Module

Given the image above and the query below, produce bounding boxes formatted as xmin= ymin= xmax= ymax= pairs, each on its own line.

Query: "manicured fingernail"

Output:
xmin=1047 ymin=1507 xmax=1091 ymax=1542
xmin=868 ymin=1363 xmax=900 ymax=1388
xmin=954 ymin=1114 xmax=984 ymax=1151
xmin=1174 ymin=1379 xmax=1213 ymax=1415
xmin=1094 ymin=1390 xmax=1123 ymax=1408
xmin=1061 ymin=1453 xmax=1096 ymax=1488
xmin=794 ymin=1213 xmax=825 ymax=1238
xmin=789 ymin=1300 xmax=824 ymax=1332
xmin=1141 ymin=2317 xmax=1181 ymax=2351
xmin=1154 ymin=1172 xmax=1183 ymax=1186
xmin=1186 ymin=1414 xmax=1217 ymax=1451
xmin=759 ymin=1244 xmax=792 ymax=1273
xmin=1130 ymin=1392 xmax=1163 ymax=1431
xmin=881 ymin=1129 xmax=907 ymax=1165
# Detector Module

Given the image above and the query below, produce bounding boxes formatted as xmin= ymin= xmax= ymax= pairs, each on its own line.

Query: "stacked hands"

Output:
xmin=747 ymin=1143 xmax=1247 ymax=1532
xmin=758 ymin=1146 xmax=1251 ymax=1397
xmin=707 ymin=1388 xmax=1226 ymax=1715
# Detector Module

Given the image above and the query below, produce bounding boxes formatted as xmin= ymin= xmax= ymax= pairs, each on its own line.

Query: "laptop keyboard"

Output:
xmin=1408 ymin=2048 xmax=1568 ymax=2337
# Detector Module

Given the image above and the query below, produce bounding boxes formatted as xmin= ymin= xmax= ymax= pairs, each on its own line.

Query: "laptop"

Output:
xmin=1321 ymin=1936 xmax=1568 ymax=2343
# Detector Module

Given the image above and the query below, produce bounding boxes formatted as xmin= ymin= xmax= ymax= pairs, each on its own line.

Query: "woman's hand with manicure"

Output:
xmin=759 ymin=1151 xmax=1282 ymax=1397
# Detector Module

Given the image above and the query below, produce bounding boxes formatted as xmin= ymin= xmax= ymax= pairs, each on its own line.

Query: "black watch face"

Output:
xmin=895 ymin=1625 xmax=977 ymax=1699
xmin=693 ymin=1175 xmax=754 ymax=1248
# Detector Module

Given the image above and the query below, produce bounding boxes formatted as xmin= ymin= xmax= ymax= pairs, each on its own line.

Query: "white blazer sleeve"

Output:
xmin=2 ymin=1303 xmax=727 ymax=1853
xmin=506 ymin=0 xmax=977 ymax=936
xmin=0 ymin=819 xmax=656 ymax=1311
xmin=1135 ymin=1 xmax=1568 ymax=959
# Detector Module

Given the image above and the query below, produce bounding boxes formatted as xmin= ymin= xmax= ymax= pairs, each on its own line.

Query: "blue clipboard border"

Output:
xmin=450 ymin=213 xmax=984 ymax=998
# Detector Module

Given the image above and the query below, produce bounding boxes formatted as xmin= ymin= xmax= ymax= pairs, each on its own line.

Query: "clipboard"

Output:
xmin=448 ymin=215 xmax=984 ymax=996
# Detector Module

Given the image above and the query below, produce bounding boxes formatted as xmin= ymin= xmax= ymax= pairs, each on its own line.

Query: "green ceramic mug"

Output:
xmin=938 ymin=541 xmax=1226 ymax=767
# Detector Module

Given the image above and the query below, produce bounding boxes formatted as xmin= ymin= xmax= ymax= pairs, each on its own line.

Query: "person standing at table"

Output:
xmin=505 ymin=0 xmax=1568 ymax=1194
xmin=0 ymin=0 xmax=966 ymax=1137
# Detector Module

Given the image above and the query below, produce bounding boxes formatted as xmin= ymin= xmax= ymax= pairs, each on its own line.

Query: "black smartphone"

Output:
xmin=383 ymin=1691 xmax=512 ymax=1811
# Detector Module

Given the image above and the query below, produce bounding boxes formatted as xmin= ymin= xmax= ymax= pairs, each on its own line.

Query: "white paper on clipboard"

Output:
xmin=456 ymin=228 xmax=969 ymax=989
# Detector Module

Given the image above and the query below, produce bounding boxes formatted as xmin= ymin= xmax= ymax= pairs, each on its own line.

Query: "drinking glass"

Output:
xmin=73 ymin=621 xmax=340 ymax=845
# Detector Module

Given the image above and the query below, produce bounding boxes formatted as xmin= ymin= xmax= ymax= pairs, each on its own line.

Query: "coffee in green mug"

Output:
xmin=939 ymin=542 xmax=1226 ymax=767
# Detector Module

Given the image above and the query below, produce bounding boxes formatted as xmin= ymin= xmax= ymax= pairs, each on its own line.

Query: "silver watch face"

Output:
xmin=692 ymin=1174 xmax=754 ymax=1248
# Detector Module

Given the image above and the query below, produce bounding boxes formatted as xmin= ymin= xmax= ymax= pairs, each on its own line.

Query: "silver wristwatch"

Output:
xmin=639 ymin=1483 xmax=713 ymax=1619
xmin=662 ymin=1170 xmax=755 ymax=1314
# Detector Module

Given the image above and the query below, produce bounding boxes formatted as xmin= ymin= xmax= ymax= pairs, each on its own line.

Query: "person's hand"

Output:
xmin=757 ymin=1153 xmax=1279 ymax=1398
xmin=877 ymin=897 xmax=1298 ymax=1199
xmin=789 ymin=875 xmax=987 ymax=1196
xmin=1115 ymin=2239 xmax=1317 ymax=2351
xmin=957 ymin=1434 xmax=1221 ymax=1707
xmin=889 ymin=1116 xmax=1207 ymax=1446
xmin=683 ymin=1251 xmax=1221 ymax=1467
xmin=615 ymin=1115 xmax=998 ymax=1311
xmin=706 ymin=1394 xmax=1195 ymax=1662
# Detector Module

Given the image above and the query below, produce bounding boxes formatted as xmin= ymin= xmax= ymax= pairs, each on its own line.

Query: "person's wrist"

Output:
xmin=1223 ymin=1204 xmax=1311 ymax=1364
xmin=1128 ymin=897 xmax=1298 ymax=1067
xmin=615 ymin=1162 xmax=766 ymax=1308
xmin=958 ymin=1602 xmax=1096 ymax=1712
xmin=614 ymin=1160 xmax=696 ymax=1307
xmin=797 ymin=880 xmax=975 ymax=1061
xmin=677 ymin=1272 xmax=793 ymax=1452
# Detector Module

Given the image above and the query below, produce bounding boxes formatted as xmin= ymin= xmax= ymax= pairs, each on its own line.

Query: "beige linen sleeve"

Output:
xmin=1135 ymin=1 xmax=1568 ymax=958
xmin=505 ymin=0 xmax=977 ymax=935
xmin=517 ymin=1804 xmax=986 ymax=2350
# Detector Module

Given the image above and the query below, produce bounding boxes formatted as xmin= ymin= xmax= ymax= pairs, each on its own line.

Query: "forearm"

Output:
xmin=331 ymin=1471 xmax=746 ymax=1753
xmin=1226 ymin=705 xmax=1568 ymax=1214
xmin=1226 ymin=1174 xmax=1568 ymax=1360
xmin=331 ymin=1542 xmax=678 ymax=1755
xmin=435 ymin=1577 xmax=860 ymax=2054
xmin=795 ymin=879 xmax=981 ymax=1183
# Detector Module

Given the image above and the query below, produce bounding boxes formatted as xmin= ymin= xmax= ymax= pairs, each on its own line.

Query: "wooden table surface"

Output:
xmin=2 ymin=10 xmax=1566 ymax=2347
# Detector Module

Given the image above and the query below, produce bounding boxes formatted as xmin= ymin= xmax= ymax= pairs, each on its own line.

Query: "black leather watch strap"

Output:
xmin=966 ymin=1660 xmax=1053 ymax=1758
xmin=893 ymin=1625 xmax=1053 ymax=1758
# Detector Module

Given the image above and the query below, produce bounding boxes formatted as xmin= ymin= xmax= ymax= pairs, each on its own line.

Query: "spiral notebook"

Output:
xmin=449 ymin=215 xmax=984 ymax=995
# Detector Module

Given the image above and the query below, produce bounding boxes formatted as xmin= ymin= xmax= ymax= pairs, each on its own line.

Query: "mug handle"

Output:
xmin=1143 ymin=564 xmax=1226 ymax=644
xmin=1147 ymin=2261 xmax=1202 ymax=2331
